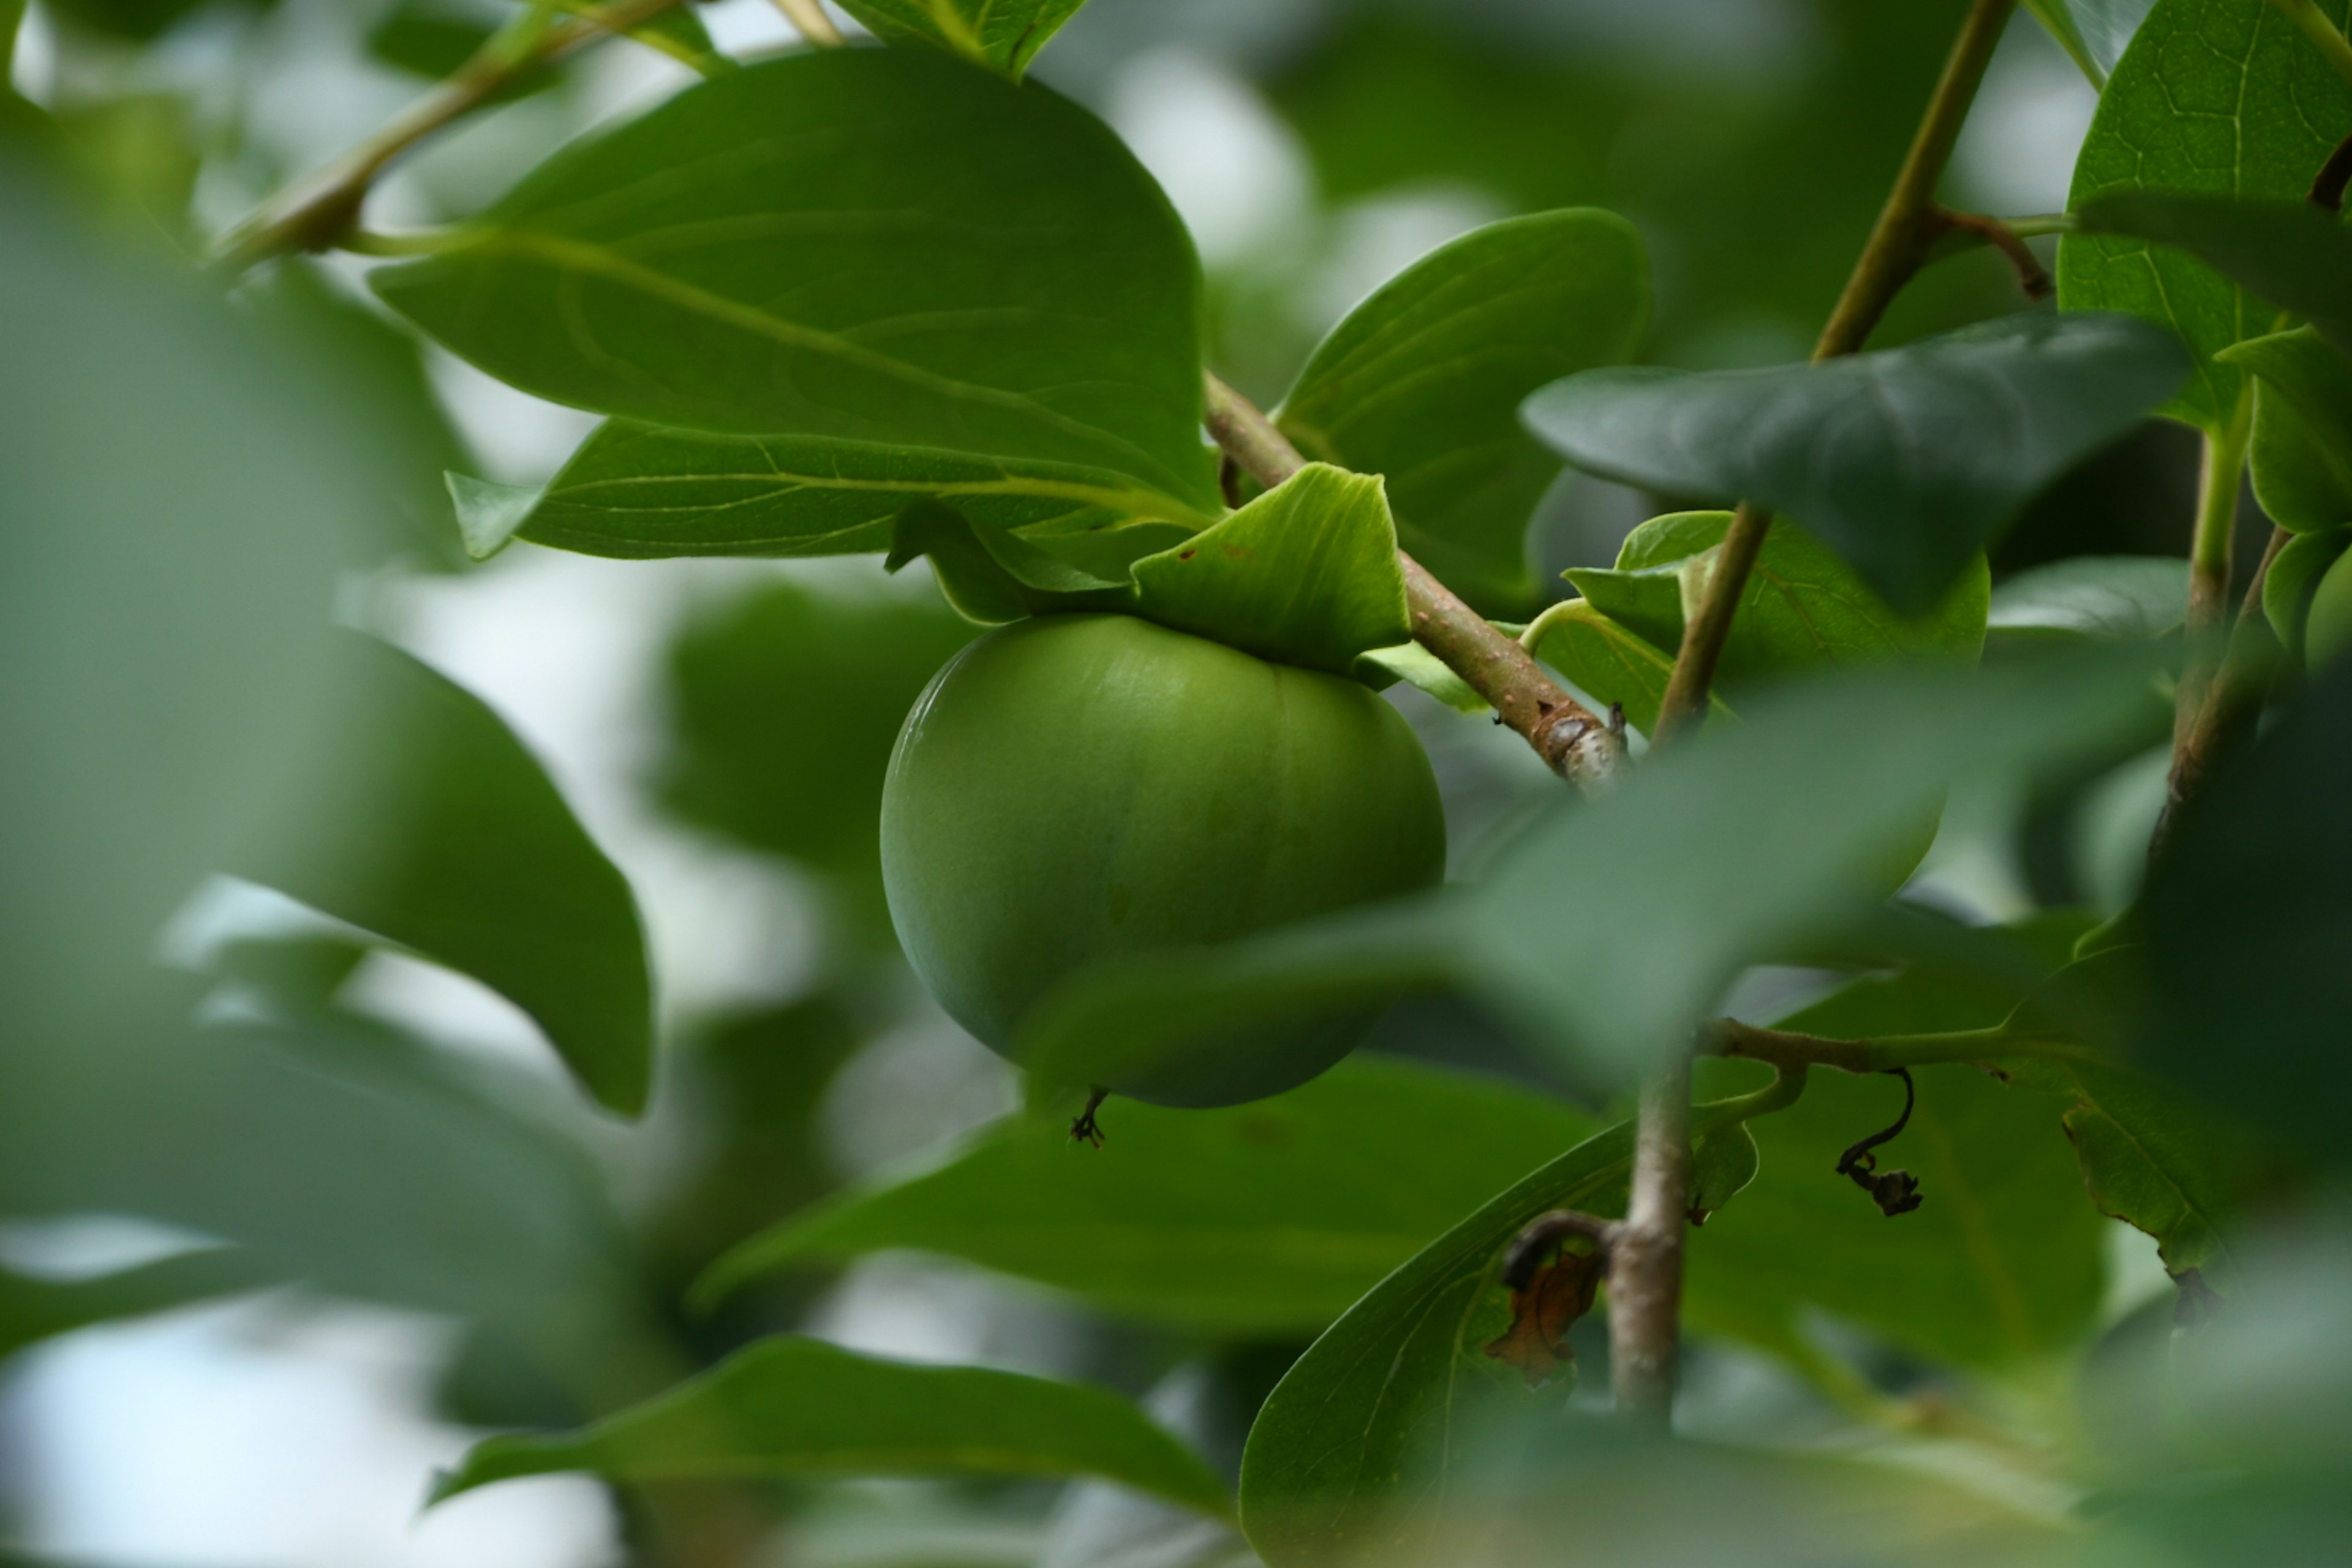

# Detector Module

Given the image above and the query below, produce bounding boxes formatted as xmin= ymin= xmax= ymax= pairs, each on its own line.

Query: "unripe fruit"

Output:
xmin=880 ymin=613 xmax=1446 ymax=1107
xmin=2305 ymin=546 xmax=2352 ymax=667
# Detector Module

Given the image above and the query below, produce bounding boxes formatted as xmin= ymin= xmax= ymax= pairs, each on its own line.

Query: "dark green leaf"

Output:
xmin=233 ymin=634 xmax=653 ymax=1117
xmin=2266 ymin=527 xmax=2352 ymax=649
xmin=1237 ymin=1088 xmax=1783 ymax=1564
xmin=1521 ymin=313 xmax=2188 ymax=613
xmin=1566 ymin=510 xmax=1988 ymax=687
xmin=2078 ymin=194 xmax=2352 ymax=360
xmin=2219 ymin=327 xmax=2352 ymax=533
xmin=2 ymin=1250 xmax=265 ymax=1360
xmin=1687 ymin=1121 xmax=1759 ymax=1223
xmin=42 ymin=0 xmax=255 ymax=42
xmin=2051 ymin=1059 xmax=2264 ymax=1286
xmin=507 ymin=420 xmax=1206 ymax=562
xmin=1520 ymin=598 xmax=1721 ymax=739
xmin=1355 ymin=641 xmax=1484 ymax=712
xmin=374 ymin=50 xmax=1218 ymax=517
xmin=1986 ymin=554 xmax=2190 ymax=646
xmin=837 ymin=0 xmax=1088 ymax=77
xmin=695 ymin=1057 xmax=1596 ymax=1335
xmin=2057 ymin=0 xmax=2352 ymax=431
xmin=432 ymin=1334 xmax=1232 ymax=1517
xmin=1276 ymin=209 xmax=1649 ymax=610
xmin=886 ymin=500 xmax=1143 ymax=624
xmin=1130 ymin=464 xmax=1411 ymax=676
xmin=2143 ymin=657 xmax=2352 ymax=1166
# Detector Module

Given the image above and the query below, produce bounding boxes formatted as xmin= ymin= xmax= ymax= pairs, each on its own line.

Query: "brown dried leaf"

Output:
xmin=1482 ymin=1247 xmax=1603 ymax=1388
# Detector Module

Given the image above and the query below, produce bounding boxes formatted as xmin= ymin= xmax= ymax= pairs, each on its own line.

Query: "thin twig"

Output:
xmin=1835 ymin=1069 xmax=1924 ymax=1216
xmin=2160 ymin=524 xmax=2290 ymax=847
xmin=1706 ymin=1017 xmax=2097 ymax=1074
xmin=1652 ymin=0 xmax=2018 ymax=744
xmin=1501 ymin=1210 xmax=1618 ymax=1289
xmin=1932 ymin=208 xmax=2054 ymax=300
xmin=2156 ymin=393 xmax=2256 ymax=845
xmin=1199 ymin=372 xmax=1627 ymax=791
xmin=1610 ymin=1056 xmax=1692 ymax=1422
xmin=768 ymin=0 xmax=845 ymax=47
xmin=2266 ymin=0 xmax=2352 ymax=91
xmin=211 ymin=0 xmax=690 ymax=274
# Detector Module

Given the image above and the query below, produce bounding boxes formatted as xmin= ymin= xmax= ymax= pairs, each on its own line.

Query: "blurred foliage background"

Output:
xmin=0 ymin=0 xmax=2317 ymax=1564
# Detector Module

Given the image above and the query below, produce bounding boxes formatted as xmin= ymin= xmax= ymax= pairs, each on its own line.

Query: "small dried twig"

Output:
xmin=1069 ymin=1087 xmax=1109 ymax=1148
xmin=1836 ymin=1068 xmax=1924 ymax=1216
xmin=1501 ymin=1209 xmax=1619 ymax=1288
xmin=1933 ymin=207 xmax=2054 ymax=299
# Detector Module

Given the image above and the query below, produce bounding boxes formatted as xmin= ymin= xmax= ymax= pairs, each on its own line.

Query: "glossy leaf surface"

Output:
xmin=434 ymin=1335 xmax=1232 ymax=1517
xmin=375 ymin=50 xmax=1218 ymax=517
xmin=697 ymin=1058 xmax=1595 ymax=1334
xmin=2079 ymin=194 xmax=2352 ymax=360
xmin=1566 ymin=510 xmax=1988 ymax=687
xmin=2220 ymin=328 xmax=2352 ymax=533
xmin=1276 ymin=209 xmax=1649 ymax=609
xmin=1521 ymin=314 xmax=2187 ymax=613
xmin=1986 ymin=555 xmax=2190 ymax=645
xmin=233 ymin=635 xmax=653 ymax=1117
xmin=2057 ymin=0 xmax=2352 ymax=429
xmin=1130 ymin=464 xmax=1411 ymax=676
xmin=837 ymin=0 xmax=1088 ymax=75
xmin=2266 ymin=527 xmax=2352 ymax=648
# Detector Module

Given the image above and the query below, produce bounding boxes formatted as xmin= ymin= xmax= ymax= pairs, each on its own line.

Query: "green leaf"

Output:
xmin=1685 ymin=971 xmax=2108 ymax=1374
xmin=2143 ymin=658 xmax=2352 ymax=1167
xmin=2022 ymin=0 xmax=2156 ymax=86
xmin=1566 ymin=510 xmax=1988 ymax=688
xmin=2219 ymin=328 xmax=2352 ymax=533
xmin=232 ymin=635 xmax=653 ymax=1117
xmin=1355 ymin=641 xmax=1485 ymax=712
xmin=694 ymin=1057 xmax=1596 ymax=1335
xmin=836 ymin=0 xmax=1089 ymax=77
xmin=432 ymin=1334 xmax=1232 ymax=1518
xmin=1129 ymin=464 xmax=1411 ymax=676
xmin=1986 ymin=555 xmax=2190 ymax=646
xmin=373 ymin=50 xmax=1218 ymax=517
xmin=2 ymin=1250 xmax=265 ymax=1360
xmin=2079 ymin=194 xmax=2352 ymax=361
xmin=1687 ymin=1121 xmax=1759 ymax=1224
xmin=886 ymin=501 xmax=1144 ymax=624
xmin=1520 ymin=598 xmax=1717 ymax=739
xmin=1236 ymin=1087 xmax=1785 ymax=1564
xmin=2266 ymin=527 xmax=2352 ymax=649
xmin=1275 ymin=209 xmax=1649 ymax=611
xmin=2057 ymin=0 xmax=2352 ymax=431
xmin=445 ymin=473 xmax=541 ymax=561
xmin=2052 ymin=1060 xmax=2262 ymax=1286
xmin=506 ymin=420 xmax=1210 ymax=562
xmin=1520 ymin=313 xmax=2188 ymax=614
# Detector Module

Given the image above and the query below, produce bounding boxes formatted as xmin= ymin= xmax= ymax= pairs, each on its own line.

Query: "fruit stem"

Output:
xmin=1200 ymin=372 xmax=1626 ymax=791
xmin=1653 ymin=0 xmax=2017 ymax=745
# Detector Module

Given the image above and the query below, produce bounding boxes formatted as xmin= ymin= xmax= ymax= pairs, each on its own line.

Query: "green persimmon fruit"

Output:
xmin=2304 ymin=546 xmax=2352 ymax=667
xmin=880 ymin=612 xmax=1446 ymax=1107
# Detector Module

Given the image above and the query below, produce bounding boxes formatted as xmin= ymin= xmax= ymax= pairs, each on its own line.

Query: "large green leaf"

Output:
xmin=2048 ymin=1058 xmax=2263 ymax=1286
xmin=1564 ymin=510 xmax=1988 ymax=689
xmin=1129 ymin=464 xmax=1411 ymax=676
xmin=1520 ymin=313 xmax=2188 ymax=614
xmin=695 ymin=1057 xmax=1596 ymax=1335
xmin=837 ymin=0 xmax=1088 ymax=76
xmin=2267 ymin=527 xmax=2352 ymax=649
xmin=2143 ymin=657 xmax=2352 ymax=1167
xmin=1986 ymin=555 xmax=2190 ymax=647
xmin=2057 ymin=0 xmax=2352 ymax=431
xmin=1235 ymin=1085 xmax=1793 ymax=1566
xmin=502 ymin=420 xmax=1212 ymax=563
xmin=1684 ymin=966 xmax=2107 ymax=1376
xmin=232 ymin=635 xmax=653 ymax=1118
xmin=374 ymin=50 xmax=1219 ymax=518
xmin=433 ymin=1334 xmax=1232 ymax=1517
xmin=1275 ymin=209 xmax=1649 ymax=610
xmin=2219 ymin=327 xmax=2352 ymax=533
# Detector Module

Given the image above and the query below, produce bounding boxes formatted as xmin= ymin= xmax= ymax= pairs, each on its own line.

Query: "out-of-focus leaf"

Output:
xmin=1521 ymin=314 xmax=2188 ymax=613
xmin=2051 ymin=1060 xmax=2264 ymax=1287
xmin=662 ymin=576 xmax=976 ymax=899
xmin=2143 ymin=657 xmax=2352 ymax=1166
xmin=1356 ymin=641 xmax=1484 ymax=712
xmin=1686 ymin=1121 xmax=1759 ymax=1224
xmin=2023 ymin=0 xmax=2156 ymax=85
xmin=1986 ymin=555 xmax=2190 ymax=646
xmin=1276 ymin=210 xmax=1649 ymax=611
xmin=1566 ymin=510 xmax=1988 ymax=686
xmin=233 ymin=635 xmax=653 ymax=1118
xmin=1520 ymin=598 xmax=1713 ymax=739
xmin=696 ymin=1057 xmax=1596 ymax=1335
xmin=2058 ymin=0 xmax=2352 ymax=431
xmin=373 ymin=51 xmax=1219 ymax=518
xmin=507 ymin=420 xmax=1207 ymax=562
xmin=2218 ymin=328 xmax=2352 ymax=533
xmin=837 ymin=0 xmax=1088 ymax=77
xmin=2266 ymin=527 xmax=2352 ymax=649
xmin=445 ymin=473 xmax=541 ymax=560
xmin=1130 ymin=464 xmax=1410 ymax=676
xmin=433 ymin=1335 xmax=1232 ymax=1517
xmin=2079 ymin=195 xmax=2352 ymax=360
xmin=41 ymin=0 xmax=260 ymax=41
xmin=1 ymin=1250 xmax=265 ymax=1360
xmin=1685 ymin=967 xmax=2107 ymax=1374
xmin=52 ymin=92 xmax=202 ymax=241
